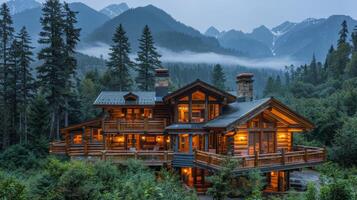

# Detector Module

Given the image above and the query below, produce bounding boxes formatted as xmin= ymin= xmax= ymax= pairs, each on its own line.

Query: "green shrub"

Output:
xmin=0 ymin=144 xmax=38 ymax=170
xmin=0 ymin=172 xmax=27 ymax=200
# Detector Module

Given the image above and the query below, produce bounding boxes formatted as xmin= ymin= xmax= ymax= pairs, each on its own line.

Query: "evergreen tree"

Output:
xmin=338 ymin=20 xmax=348 ymax=48
xmin=328 ymin=21 xmax=351 ymax=79
xmin=28 ymin=94 xmax=50 ymax=144
xmin=0 ymin=3 xmax=15 ymax=148
xmin=36 ymin=0 xmax=66 ymax=140
xmin=346 ymin=26 xmax=357 ymax=77
xmin=211 ymin=64 xmax=226 ymax=90
xmin=106 ymin=24 xmax=133 ymax=91
xmin=309 ymin=54 xmax=318 ymax=84
xmin=263 ymin=77 xmax=275 ymax=97
xmin=63 ymin=2 xmax=80 ymax=127
xmin=13 ymin=27 xmax=34 ymax=145
xmin=135 ymin=25 xmax=161 ymax=91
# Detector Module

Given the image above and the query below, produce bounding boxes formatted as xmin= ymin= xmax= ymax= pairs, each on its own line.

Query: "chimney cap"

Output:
xmin=236 ymin=73 xmax=254 ymax=79
xmin=155 ymin=68 xmax=169 ymax=77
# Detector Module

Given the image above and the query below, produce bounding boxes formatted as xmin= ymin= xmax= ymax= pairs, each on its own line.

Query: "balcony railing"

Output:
xmin=195 ymin=146 xmax=326 ymax=172
xmin=103 ymin=118 xmax=167 ymax=133
xmin=50 ymin=141 xmax=173 ymax=166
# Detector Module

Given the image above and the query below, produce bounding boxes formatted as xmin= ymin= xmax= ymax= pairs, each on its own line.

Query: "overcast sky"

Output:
xmin=10 ymin=0 xmax=357 ymax=32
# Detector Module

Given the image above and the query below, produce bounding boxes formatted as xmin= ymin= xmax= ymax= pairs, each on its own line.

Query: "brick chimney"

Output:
xmin=155 ymin=68 xmax=170 ymax=99
xmin=236 ymin=73 xmax=254 ymax=102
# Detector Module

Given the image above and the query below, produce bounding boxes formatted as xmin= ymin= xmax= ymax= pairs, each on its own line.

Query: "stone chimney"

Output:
xmin=155 ymin=68 xmax=170 ymax=98
xmin=236 ymin=73 xmax=254 ymax=102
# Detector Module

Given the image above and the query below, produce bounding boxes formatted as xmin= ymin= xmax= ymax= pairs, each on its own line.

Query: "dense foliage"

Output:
xmin=264 ymin=20 xmax=357 ymax=167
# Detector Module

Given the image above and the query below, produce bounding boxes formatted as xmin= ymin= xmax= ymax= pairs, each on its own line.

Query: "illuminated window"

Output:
xmin=92 ymin=128 xmax=103 ymax=143
xmin=209 ymin=104 xmax=219 ymax=120
xmin=178 ymin=104 xmax=189 ymax=122
xmin=112 ymin=135 xmax=125 ymax=147
xmin=209 ymin=96 xmax=217 ymax=101
xmin=192 ymin=104 xmax=205 ymax=123
xmin=192 ymin=91 xmax=205 ymax=101
xmin=143 ymin=108 xmax=153 ymax=118
xmin=72 ymin=133 xmax=83 ymax=144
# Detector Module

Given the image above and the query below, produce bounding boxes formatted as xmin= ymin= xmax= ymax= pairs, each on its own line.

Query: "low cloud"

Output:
xmin=78 ymin=43 xmax=299 ymax=70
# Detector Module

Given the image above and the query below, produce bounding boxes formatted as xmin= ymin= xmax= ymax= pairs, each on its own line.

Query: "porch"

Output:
xmin=103 ymin=118 xmax=167 ymax=133
xmin=194 ymin=146 xmax=326 ymax=173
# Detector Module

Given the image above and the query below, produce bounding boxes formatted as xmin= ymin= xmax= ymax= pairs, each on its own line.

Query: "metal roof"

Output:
xmin=165 ymin=123 xmax=206 ymax=130
xmin=204 ymin=98 xmax=271 ymax=128
xmin=94 ymin=91 xmax=158 ymax=106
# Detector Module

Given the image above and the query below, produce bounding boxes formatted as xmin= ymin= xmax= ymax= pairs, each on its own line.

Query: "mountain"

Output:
xmin=12 ymin=2 xmax=109 ymax=42
xmin=6 ymin=0 xmax=41 ymax=15
xmin=86 ymin=5 xmax=239 ymax=56
xmin=100 ymin=3 xmax=129 ymax=18
xmin=273 ymin=15 xmax=357 ymax=61
xmin=205 ymin=26 xmax=220 ymax=38
xmin=271 ymin=21 xmax=297 ymax=36
xmin=217 ymin=30 xmax=273 ymax=58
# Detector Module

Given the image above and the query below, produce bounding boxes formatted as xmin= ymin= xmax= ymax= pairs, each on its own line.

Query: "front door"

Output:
xmin=261 ymin=132 xmax=276 ymax=153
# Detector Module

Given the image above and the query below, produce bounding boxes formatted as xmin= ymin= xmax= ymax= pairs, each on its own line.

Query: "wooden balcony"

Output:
xmin=103 ymin=118 xmax=167 ymax=133
xmin=195 ymin=146 xmax=326 ymax=173
xmin=49 ymin=141 xmax=173 ymax=166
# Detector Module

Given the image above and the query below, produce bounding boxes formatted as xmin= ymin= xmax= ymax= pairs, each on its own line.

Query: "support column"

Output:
xmin=189 ymin=134 xmax=193 ymax=153
xmin=204 ymin=134 xmax=209 ymax=151
xmin=174 ymin=135 xmax=179 ymax=152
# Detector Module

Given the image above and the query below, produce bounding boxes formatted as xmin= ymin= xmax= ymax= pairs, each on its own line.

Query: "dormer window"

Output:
xmin=124 ymin=92 xmax=138 ymax=104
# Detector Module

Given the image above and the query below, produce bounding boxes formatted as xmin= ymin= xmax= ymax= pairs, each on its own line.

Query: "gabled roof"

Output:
xmin=94 ymin=91 xmax=157 ymax=106
xmin=204 ymin=97 xmax=314 ymax=131
xmin=163 ymin=79 xmax=236 ymax=103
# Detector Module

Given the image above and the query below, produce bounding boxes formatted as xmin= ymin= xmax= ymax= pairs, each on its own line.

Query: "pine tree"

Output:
xmin=211 ymin=64 xmax=226 ymax=90
xmin=28 ymin=94 xmax=50 ymax=144
xmin=36 ymin=0 xmax=66 ymax=140
xmin=0 ymin=3 xmax=15 ymax=148
xmin=106 ymin=24 xmax=133 ymax=91
xmin=13 ymin=27 xmax=34 ymax=144
xmin=263 ymin=77 xmax=275 ymax=97
xmin=135 ymin=25 xmax=161 ymax=91
xmin=347 ymin=26 xmax=357 ymax=77
xmin=63 ymin=2 xmax=80 ymax=127
xmin=310 ymin=54 xmax=318 ymax=84
xmin=338 ymin=20 xmax=348 ymax=48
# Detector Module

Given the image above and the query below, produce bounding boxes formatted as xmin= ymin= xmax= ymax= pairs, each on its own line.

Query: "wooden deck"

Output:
xmin=50 ymin=141 xmax=173 ymax=166
xmin=194 ymin=146 xmax=326 ymax=173
xmin=103 ymin=118 xmax=167 ymax=133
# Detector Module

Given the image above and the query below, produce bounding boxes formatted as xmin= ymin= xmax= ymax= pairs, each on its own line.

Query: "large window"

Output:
xmin=176 ymin=90 xmax=221 ymax=123
xmin=91 ymin=128 xmax=103 ymax=143
xmin=192 ymin=104 xmax=205 ymax=123
xmin=72 ymin=132 xmax=83 ymax=144
xmin=178 ymin=104 xmax=189 ymax=122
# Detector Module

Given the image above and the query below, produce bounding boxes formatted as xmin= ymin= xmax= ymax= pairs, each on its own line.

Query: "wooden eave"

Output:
xmin=225 ymin=97 xmax=314 ymax=131
xmin=163 ymin=79 xmax=236 ymax=103
xmin=60 ymin=118 xmax=102 ymax=134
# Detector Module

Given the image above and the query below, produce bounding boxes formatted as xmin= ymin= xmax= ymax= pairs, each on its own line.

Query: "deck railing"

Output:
xmin=103 ymin=118 xmax=166 ymax=133
xmin=195 ymin=146 xmax=326 ymax=171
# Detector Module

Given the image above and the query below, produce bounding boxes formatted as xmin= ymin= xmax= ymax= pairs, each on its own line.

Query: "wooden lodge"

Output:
xmin=50 ymin=69 xmax=325 ymax=193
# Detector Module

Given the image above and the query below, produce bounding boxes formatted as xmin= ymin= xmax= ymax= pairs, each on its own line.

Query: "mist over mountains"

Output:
xmin=7 ymin=0 xmax=357 ymax=68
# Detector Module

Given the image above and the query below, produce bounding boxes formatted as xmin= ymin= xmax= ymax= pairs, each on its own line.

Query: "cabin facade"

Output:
xmin=50 ymin=69 xmax=325 ymax=193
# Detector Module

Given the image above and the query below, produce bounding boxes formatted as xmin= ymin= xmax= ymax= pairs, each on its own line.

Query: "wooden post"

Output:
xmin=101 ymin=150 xmax=107 ymax=161
xmin=134 ymin=151 xmax=138 ymax=159
xmin=281 ymin=148 xmax=286 ymax=165
xmin=242 ymin=157 xmax=246 ymax=168
xmin=194 ymin=149 xmax=197 ymax=160
xmin=164 ymin=151 xmax=168 ymax=162
xmin=208 ymin=153 xmax=212 ymax=165
xmin=189 ymin=134 xmax=193 ymax=153
xmin=144 ymin=118 xmax=148 ymax=130
xmin=304 ymin=148 xmax=308 ymax=162
xmin=65 ymin=131 xmax=70 ymax=154
xmin=254 ymin=151 xmax=259 ymax=167
xmin=83 ymin=126 xmax=88 ymax=156
xmin=204 ymin=134 xmax=209 ymax=151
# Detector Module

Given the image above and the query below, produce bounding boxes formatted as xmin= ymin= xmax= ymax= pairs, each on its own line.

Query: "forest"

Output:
xmin=0 ymin=0 xmax=356 ymax=199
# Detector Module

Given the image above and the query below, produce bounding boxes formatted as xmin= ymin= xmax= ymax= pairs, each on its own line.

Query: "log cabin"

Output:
xmin=50 ymin=69 xmax=325 ymax=193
